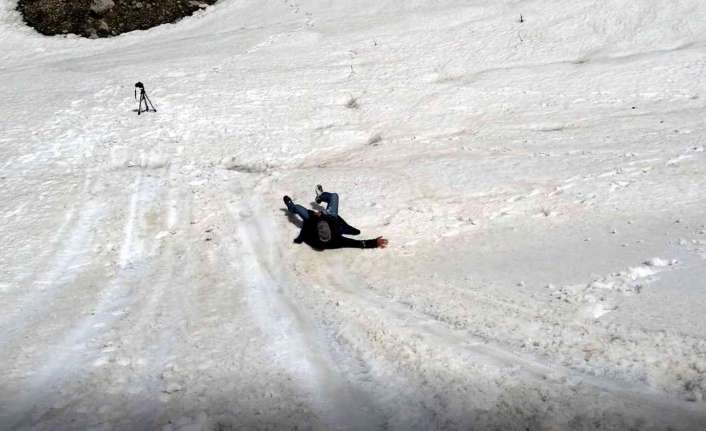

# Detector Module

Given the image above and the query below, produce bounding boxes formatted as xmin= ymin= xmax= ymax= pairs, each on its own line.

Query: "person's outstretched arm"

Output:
xmin=332 ymin=236 xmax=388 ymax=249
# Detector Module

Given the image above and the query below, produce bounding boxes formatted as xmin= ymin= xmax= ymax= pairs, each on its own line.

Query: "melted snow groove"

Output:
xmin=226 ymin=195 xmax=384 ymax=431
xmin=0 ymin=200 xmax=103 ymax=349
xmin=1 ymin=173 xmax=163 ymax=430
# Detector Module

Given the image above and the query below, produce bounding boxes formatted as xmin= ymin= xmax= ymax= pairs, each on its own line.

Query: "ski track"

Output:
xmin=226 ymin=191 xmax=385 ymax=431
xmin=1 ymin=172 xmax=163 ymax=430
xmin=118 ymin=174 xmax=145 ymax=268
xmin=319 ymin=261 xmax=702 ymax=420
xmin=0 ymin=200 xmax=103 ymax=348
xmin=7 ymin=174 xmax=92 ymax=286
xmin=278 ymin=243 xmax=703 ymax=430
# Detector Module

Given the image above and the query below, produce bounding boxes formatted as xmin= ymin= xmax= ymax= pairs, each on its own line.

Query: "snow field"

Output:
xmin=1 ymin=0 xmax=706 ymax=429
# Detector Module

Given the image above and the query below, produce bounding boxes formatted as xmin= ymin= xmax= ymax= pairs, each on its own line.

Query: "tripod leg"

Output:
xmin=138 ymin=94 xmax=144 ymax=115
xmin=144 ymin=94 xmax=156 ymax=112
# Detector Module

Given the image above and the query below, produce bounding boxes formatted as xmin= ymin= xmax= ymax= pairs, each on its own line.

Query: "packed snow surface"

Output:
xmin=1 ymin=0 xmax=706 ymax=430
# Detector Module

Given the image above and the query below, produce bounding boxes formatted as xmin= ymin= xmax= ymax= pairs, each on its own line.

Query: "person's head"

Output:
xmin=317 ymin=220 xmax=332 ymax=243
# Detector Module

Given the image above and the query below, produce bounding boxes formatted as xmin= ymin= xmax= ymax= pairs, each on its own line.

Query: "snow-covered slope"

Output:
xmin=1 ymin=0 xmax=706 ymax=429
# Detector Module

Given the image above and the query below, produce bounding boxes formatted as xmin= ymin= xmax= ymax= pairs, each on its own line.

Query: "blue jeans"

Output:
xmin=286 ymin=192 xmax=339 ymax=220
xmin=318 ymin=192 xmax=339 ymax=216
xmin=287 ymin=201 xmax=310 ymax=221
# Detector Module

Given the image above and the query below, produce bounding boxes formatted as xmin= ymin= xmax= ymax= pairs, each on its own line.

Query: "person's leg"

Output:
xmin=286 ymin=199 xmax=310 ymax=221
xmin=318 ymin=192 xmax=339 ymax=216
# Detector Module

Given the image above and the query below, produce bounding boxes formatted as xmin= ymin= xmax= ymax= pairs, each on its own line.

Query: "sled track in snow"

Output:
xmin=0 ymin=172 xmax=162 ymax=428
xmin=0 ymin=175 xmax=101 ymax=349
xmin=239 ymin=176 xmax=706 ymax=430
xmin=271 ymin=195 xmax=706 ymax=429
xmin=225 ymin=189 xmax=386 ymax=430
xmin=318 ymin=265 xmax=706 ymax=424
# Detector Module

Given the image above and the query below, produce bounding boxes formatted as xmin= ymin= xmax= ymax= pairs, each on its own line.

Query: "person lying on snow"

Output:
xmin=283 ymin=185 xmax=388 ymax=250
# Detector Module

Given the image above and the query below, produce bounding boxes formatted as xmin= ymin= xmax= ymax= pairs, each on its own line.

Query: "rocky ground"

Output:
xmin=17 ymin=0 xmax=218 ymax=38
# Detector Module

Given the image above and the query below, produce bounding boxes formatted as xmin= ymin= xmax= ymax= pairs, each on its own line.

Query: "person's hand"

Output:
xmin=376 ymin=236 xmax=388 ymax=248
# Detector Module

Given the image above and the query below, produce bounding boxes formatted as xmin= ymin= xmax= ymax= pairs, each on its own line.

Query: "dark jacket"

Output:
xmin=294 ymin=211 xmax=379 ymax=250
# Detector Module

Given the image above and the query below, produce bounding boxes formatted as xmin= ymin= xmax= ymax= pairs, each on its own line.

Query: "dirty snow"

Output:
xmin=1 ymin=0 xmax=706 ymax=430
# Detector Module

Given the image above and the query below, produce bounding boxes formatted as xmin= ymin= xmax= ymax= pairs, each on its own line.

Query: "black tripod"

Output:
xmin=134 ymin=82 xmax=157 ymax=115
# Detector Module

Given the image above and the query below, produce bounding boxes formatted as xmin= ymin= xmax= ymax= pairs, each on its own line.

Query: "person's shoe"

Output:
xmin=314 ymin=185 xmax=324 ymax=203
xmin=283 ymin=195 xmax=293 ymax=207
